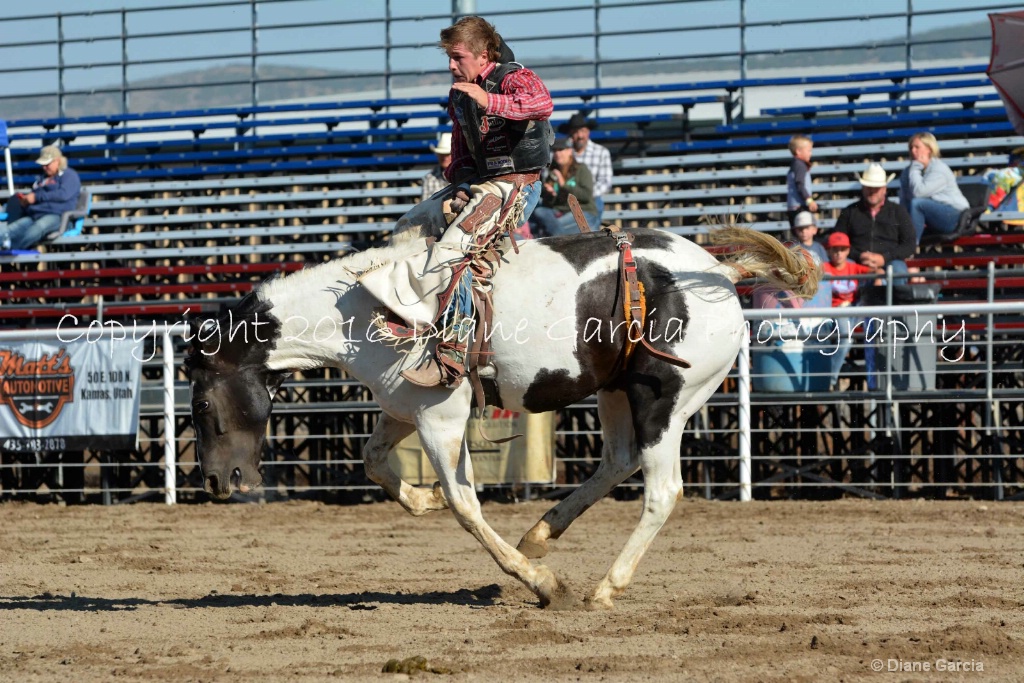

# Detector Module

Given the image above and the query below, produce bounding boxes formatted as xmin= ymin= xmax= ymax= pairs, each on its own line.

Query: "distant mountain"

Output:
xmin=4 ymin=20 xmax=991 ymax=121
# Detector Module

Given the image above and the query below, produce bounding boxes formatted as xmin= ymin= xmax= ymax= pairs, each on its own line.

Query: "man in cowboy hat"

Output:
xmin=832 ymin=162 xmax=915 ymax=278
xmin=559 ymin=110 xmax=611 ymax=227
xmin=420 ymin=133 xmax=453 ymax=202
xmin=0 ymin=145 xmax=81 ymax=251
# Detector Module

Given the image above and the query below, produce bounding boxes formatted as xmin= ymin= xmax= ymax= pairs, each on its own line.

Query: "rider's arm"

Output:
xmin=485 ymin=68 xmax=553 ymax=121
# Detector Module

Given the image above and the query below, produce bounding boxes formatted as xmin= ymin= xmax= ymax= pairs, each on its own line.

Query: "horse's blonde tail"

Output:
xmin=711 ymin=226 xmax=821 ymax=300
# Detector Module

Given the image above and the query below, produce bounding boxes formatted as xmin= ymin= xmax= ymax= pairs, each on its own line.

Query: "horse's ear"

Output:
xmin=265 ymin=370 xmax=291 ymax=397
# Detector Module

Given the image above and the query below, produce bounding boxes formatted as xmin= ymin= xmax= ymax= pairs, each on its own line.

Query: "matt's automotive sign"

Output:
xmin=0 ymin=340 xmax=141 ymax=452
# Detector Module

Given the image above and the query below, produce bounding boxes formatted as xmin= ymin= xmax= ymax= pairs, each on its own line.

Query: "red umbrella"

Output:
xmin=989 ymin=10 xmax=1024 ymax=136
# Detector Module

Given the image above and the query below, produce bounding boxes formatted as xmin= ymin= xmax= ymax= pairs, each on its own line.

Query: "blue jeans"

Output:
xmin=529 ymin=205 xmax=599 ymax=236
xmin=1 ymin=200 xmax=61 ymax=250
xmin=906 ymin=197 xmax=963 ymax=242
xmin=520 ymin=180 xmax=542 ymax=223
xmin=886 ymin=258 xmax=909 ymax=287
xmin=594 ymin=195 xmax=604 ymax=228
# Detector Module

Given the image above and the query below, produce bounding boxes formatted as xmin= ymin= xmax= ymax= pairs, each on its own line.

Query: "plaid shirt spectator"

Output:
xmin=446 ymin=62 xmax=553 ymax=183
xmin=573 ymin=141 xmax=612 ymax=199
xmin=420 ymin=166 xmax=448 ymax=201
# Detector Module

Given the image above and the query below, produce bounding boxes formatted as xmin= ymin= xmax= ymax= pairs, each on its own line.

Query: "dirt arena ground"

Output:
xmin=2 ymin=497 xmax=1022 ymax=682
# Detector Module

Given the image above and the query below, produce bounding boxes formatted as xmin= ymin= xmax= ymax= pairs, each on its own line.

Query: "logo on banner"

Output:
xmin=0 ymin=349 xmax=75 ymax=428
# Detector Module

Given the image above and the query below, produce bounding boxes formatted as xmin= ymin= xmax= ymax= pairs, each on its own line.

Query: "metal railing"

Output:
xmin=1 ymin=283 xmax=1022 ymax=503
xmin=1 ymin=0 xmax=1012 ymax=120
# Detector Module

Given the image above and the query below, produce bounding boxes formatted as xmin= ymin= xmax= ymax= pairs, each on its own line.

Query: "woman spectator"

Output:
xmin=898 ymin=132 xmax=970 ymax=242
xmin=528 ymin=137 xmax=598 ymax=236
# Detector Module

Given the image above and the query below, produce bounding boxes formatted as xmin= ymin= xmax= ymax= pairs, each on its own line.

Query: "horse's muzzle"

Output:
xmin=203 ymin=472 xmax=233 ymax=500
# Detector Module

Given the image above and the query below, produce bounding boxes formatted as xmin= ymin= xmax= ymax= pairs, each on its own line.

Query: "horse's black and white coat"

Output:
xmin=187 ymin=227 xmax=816 ymax=609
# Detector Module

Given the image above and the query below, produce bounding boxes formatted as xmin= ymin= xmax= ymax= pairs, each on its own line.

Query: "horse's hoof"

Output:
xmin=541 ymin=584 xmax=580 ymax=611
xmin=586 ymin=597 xmax=615 ymax=611
xmin=516 ymin=536 xmax=549 ymax=559
xmin=535 ymin=565 xmax=580 ymax=611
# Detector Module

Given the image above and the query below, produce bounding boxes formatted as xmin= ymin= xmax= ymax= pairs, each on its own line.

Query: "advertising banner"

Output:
xmin=0 ymin=339 xmax=142 ymax=452
xmin=389 ymin=409 xmax=556 ymax=485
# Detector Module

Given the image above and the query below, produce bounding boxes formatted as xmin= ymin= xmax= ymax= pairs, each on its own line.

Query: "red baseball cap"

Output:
xmin=826 ymin=232 xmax=851 ymax=249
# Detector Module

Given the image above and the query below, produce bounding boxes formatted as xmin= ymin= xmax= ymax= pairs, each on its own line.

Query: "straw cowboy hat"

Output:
xmin=557 ymin=111 xmax=598 ymax=134
xmin=855 ymin=163 xmax=896 ymax=188
xmin=430 ymin=133 xmax=452 ymax=155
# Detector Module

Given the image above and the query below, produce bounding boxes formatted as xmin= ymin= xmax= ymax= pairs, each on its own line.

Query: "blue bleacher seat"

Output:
xmin=761 ymin=92 xmax=1001 ymax=118
xmin=717 ymin=106 xmax=1005 ymax=135
xmin=669 ymin=120 xmax=1016 ymax=153
xmin=806 ymin=77 xmax=993 ymax=100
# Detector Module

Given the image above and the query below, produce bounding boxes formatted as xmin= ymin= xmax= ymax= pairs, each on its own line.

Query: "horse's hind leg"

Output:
xmin=362 ymin=412 xmax=448 ymax=516
xmin=589 ymin=372 xmax=726 ymax=609
xmin=417 ymin=410 xmax=578 ymax=610
xmin=518 ymin=389 xmax=638 ymax=559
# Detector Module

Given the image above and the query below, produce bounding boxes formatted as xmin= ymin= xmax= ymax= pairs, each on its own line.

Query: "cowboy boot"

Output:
xmin=400 ymin=342 xmax=467 ymax=389
xmin=401 ymin=355 xmax=445 ymax=387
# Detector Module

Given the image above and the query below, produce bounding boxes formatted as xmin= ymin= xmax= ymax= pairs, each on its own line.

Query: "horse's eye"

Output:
xmin=193 ymin=400 xmax=210 ymax=414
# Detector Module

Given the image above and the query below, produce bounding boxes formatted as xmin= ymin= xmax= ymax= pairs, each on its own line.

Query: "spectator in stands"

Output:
xmin=822 ymin=232 xmax=881 ymax=308
xmin=370 ymin=15 xmax=554 ymax=388
xmin=786 ymin=134 xmax=818 ymax=225
xmin=560 ymin=111 xmax=610 ymax=228
xmin=529 ymin=137 xmax=598 ymax=236
xmin=0 ymin=145 xmax=81 ymax=251
xmin=898 ymin=132 xmax=970 ymax=242
xmin=789 ymin=210 xmax=827 ymax=264
xmin=821 ymin=231 xmax=882 ymax=389
xmin=419 ymin=133 xmax=452 ymax=202
xmin=983 ymin=145 xmax=1024 ymax=227
xmin=833 ymin=163 xmax=915 ymax=281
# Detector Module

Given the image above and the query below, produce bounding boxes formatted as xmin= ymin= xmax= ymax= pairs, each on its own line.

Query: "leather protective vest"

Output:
xmin=451 ymin=62 xmax=553 ymax=179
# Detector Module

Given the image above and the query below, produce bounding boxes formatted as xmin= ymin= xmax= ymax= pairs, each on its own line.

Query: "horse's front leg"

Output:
xmin=362 ymin=412 xmax=448 ymax=516
xmin=416 ymin=408 xmax=578 ymax=610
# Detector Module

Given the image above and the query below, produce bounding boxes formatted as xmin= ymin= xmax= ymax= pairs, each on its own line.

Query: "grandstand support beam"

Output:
xmin=453 ymin=0 xmax=476 ymax=19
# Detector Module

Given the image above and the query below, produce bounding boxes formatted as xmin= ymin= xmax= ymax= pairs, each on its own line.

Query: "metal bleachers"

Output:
xmin=761 ymin=92 xmax=1002 ymax=118
xmin=1 ymin=57 xmax=1017 ymax=327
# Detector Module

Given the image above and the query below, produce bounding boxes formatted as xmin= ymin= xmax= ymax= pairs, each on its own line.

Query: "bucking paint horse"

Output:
xmin=185 ymin=226 xmax=818 ymax=609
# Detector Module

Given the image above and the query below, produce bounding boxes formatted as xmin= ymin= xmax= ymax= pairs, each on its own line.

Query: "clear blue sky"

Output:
xmin=2 ymin=0 xmax=999 ymax=98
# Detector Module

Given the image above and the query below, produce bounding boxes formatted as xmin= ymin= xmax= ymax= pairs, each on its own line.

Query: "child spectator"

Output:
xmin=786 ymin=134 xmax=817 ymax=225
xmin=822 ymin=232 xmax=877 ymax=307
xmin=822 ymin=231 xmax=882 ymax=389
xmin=790 ymin=211 xmax=828 ymax=264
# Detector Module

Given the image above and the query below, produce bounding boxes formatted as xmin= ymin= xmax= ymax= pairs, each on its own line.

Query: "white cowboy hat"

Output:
xmin=855 ymin=163 xmax=895 ymax=188
xmin=429 ymin=133 xmax=452 ymax=155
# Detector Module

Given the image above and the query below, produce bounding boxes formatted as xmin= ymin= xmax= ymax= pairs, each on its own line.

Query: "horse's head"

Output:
xmin=185 ymin=317 xmax=287 ymax=500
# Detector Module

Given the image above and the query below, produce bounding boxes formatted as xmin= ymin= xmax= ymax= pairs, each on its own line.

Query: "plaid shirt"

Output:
xmin=574 ymin=140 xmax=613 ymax=197
xmin=420 ymin=166 xmax=448 ymax=201
xmin=446 ymin=62 xmax=553 ymax=183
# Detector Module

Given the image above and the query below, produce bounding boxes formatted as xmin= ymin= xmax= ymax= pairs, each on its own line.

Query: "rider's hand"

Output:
xmin=450 ymin=185 xmax=472 ymax=214
xmin=451 ymin=82 xmax=488 ymax=108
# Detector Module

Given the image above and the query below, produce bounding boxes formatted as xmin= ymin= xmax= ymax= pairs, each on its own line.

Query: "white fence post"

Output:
xmin=738 ymin=332 xmax=752 ymax=502
xmin=162 ymin=330 xmax=177 ymax=505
